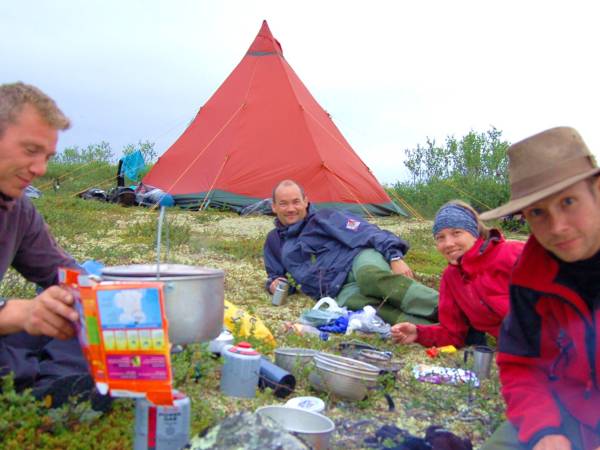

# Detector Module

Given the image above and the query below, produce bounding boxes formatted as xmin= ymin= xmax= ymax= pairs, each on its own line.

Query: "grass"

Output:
xmin=0 ymin=171 xmax=524 ymax=449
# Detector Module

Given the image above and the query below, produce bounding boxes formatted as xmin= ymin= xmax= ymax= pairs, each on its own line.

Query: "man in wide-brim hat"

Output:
xmin=481 ymin=127 xmax=600 ymax=450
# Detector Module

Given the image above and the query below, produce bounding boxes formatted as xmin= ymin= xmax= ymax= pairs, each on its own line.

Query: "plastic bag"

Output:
xmin=282 ymin=322 xmax=329 ymax=341
xmin=345 ymin=306 xmax=391 ymax=339
xmin=224 ymin=300 xmax=276 ymax=347
xmin=318 ymin=316 xmax=349 ymax=334
xmin=412 ymin=364 xmax=479 ymax=387
xmin=313 ymin=297 xmax=346 ymax=314
xmin=299 ymin=309 xmax=341 ymax=327
xmin=299 ymin=297 xmax=348 ymax=327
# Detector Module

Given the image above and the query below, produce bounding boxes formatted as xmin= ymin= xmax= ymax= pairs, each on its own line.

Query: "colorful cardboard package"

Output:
xmin=59 ymin=268 xmax=174 ymax=405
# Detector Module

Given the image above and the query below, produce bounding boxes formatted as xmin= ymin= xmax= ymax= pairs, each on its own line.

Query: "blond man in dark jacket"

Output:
xmin=0 ymin=82 xmax=97 ymax=407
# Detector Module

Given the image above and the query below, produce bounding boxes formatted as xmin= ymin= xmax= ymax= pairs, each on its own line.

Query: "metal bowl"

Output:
xmin=314 ymin=365 xmax=372 ymax=401
xmin=314 ymin=358 xmax=380 ymax=381
xmin=357 ymin=349 xmax=392 ymax=363
xmin=256 ymin=405 xmax=335 ymax=450
xmin=275 ymin=348 xmax=317 ymax=374
xmin=315 ymin=352 xmax=380 ymax=373
xmin=356 ymin=349 xmax=402 ymax=376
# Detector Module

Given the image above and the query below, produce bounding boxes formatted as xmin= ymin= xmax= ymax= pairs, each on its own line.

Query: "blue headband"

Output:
xmin=432 ymin=204 xmax=479 ymax=237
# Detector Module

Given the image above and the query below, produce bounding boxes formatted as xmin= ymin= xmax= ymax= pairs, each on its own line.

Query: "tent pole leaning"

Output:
xmin=63 ymin=164 xmax=117 ymax=191
xmin=38 ymin=160 xmax=98 ymax=191
xmin=323 ymin=164 xmax=374 ymax=219
xmin=164 ymin=59 xmax=259 ymax=198
xmin=73 ymin=176 xmax=118 ymax=197
xmin=387 ymin=189 xmax=425 ymax=221
xmin=442 ymin=179 xmax=492 ymax=210
xmin=199 ymin=154 xmax=231 ymax=211
xmin=162 ymin=103 xmax=245 ymax=197
xmin=303 ymin=107 xmax=369 ymax=167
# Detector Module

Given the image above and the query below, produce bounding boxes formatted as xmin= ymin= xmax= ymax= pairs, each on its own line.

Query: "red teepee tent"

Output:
xmin=143 ymin=20 xmax=405 ymax=216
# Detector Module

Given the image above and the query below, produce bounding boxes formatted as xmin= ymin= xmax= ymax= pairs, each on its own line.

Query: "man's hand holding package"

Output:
xmin=20 ymin=286 xmax=79 ymax=340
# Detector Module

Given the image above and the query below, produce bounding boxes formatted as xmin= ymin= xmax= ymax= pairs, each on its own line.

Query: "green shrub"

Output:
xmin=41 ymin=161 xmax=117 ymax=195
xmin=395 ymin=127 xmax=512 ymax=219
xmin=391 ymin=176 xmax=510 ymax=219
xmin=54 ymin=142 xmax=115 ymax=165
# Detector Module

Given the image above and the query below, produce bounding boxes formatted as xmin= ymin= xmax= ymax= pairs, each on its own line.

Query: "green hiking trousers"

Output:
xmin=335 ymin=249 xmax=439 ymax=325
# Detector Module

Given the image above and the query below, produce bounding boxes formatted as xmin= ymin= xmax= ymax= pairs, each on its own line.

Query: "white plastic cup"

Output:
xmin=285 ymin=396 xmax=325 ymax=414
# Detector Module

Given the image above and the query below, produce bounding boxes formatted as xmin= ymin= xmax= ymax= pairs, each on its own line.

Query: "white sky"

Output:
xmin=2 ymin=0 xmax=599 ymax=184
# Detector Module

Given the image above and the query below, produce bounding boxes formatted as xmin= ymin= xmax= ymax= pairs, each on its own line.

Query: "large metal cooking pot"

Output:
xmin=101 ymin=264 xmax=224 ymax=345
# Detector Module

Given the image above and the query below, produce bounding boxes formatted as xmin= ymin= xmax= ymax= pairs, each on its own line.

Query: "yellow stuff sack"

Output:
xmin=223 ymin=300 xmax=276 ymax=347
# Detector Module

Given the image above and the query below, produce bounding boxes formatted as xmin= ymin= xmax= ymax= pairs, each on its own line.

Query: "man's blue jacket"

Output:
xmin=263 ymin=207 xmax=410 ymax=299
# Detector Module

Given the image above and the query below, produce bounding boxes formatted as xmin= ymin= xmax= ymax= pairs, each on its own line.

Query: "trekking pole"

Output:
xmin=375 ymin=295 xmax=390 ymax=315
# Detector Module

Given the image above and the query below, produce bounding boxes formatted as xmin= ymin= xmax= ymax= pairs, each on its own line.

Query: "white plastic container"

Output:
xmin=208 ymin=328 xmax=234 ymax=355
xmin=285 ymin=396 xmax=325 ymax=414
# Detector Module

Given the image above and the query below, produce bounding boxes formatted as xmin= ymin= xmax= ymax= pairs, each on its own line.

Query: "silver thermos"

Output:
xmin=134 ymin=390 xmax=191 ymax=450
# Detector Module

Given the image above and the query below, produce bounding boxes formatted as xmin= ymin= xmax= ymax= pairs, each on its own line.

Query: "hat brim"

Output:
xmin=480 ymin=168 xmax=600 ymax=221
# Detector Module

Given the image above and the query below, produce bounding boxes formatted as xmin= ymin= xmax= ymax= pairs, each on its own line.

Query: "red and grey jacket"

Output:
xmin=415 ymin=230 xmax=524 ymax=348
xmin=497 ymin=236 xmax=600 ymax=447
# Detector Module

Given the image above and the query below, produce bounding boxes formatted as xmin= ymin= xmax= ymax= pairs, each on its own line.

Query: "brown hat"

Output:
xmin=480 ymin=127 xmax=600 ymax=220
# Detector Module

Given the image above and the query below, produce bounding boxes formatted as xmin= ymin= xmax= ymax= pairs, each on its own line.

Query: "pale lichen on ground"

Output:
xmin=4 ymin=202 xmax=504 ymax=448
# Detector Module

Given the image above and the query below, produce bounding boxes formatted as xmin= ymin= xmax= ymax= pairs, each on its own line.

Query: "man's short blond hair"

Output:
xmin=0 ymin=82 xmax=70 ymax=137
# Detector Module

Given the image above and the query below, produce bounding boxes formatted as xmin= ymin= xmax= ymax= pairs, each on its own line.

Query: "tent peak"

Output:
xmin=247 ymin=20 xmax=283 ymax=56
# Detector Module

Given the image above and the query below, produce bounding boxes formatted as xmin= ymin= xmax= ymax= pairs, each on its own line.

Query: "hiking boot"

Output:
xmin=90 ymin=389 xmax=113 ymax=413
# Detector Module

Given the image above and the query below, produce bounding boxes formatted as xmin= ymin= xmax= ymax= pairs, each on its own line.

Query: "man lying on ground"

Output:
xmin=263 ymin=179 xmax=438 ymax=324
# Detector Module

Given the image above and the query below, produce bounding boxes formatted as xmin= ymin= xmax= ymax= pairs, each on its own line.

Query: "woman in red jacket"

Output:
xmin=391 ymin=201 xmax=524 ymax=348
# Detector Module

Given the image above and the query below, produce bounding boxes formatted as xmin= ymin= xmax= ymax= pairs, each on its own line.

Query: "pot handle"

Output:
xmin=367 ymin=385 xmax=395 ymax=412
xmin=156 ymin=206 xmax=166 ymax=279
xmin=463 ymin=349 xmax=473 ymax=365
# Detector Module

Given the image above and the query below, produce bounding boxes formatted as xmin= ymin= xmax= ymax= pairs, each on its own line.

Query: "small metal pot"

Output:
xmin=101 ymin=264 xmax=224 ymax=345
xmin=274 ymin=347 xmax=316 ymax=374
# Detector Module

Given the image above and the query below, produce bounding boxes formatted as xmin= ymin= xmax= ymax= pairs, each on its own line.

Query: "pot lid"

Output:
xmin=228 ymin=341 xmax=259 ymax=356
xmin=285 ymin=396 xmax=325 ymax=413
xmin=101 ymin=264 xmax=224 ymax=278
